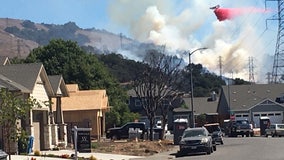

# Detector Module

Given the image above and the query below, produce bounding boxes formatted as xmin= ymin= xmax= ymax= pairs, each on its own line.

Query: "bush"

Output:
xmin=34 ymin=150 xmax=41 ymax=156
xmin=89 ymin=155 xmax=97 ymax=160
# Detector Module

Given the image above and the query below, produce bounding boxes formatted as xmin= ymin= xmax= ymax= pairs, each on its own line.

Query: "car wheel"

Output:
xmin=221 ymin=140 xmax=224 ymax=145
xmin=176 ymin=151 xmax=184 ymax=158
xmin=111 ymin=135 xmax=118 ymax=140
xmin=207 ymin=147 xmax=212 ymax=155
xmin=246 ymin=132 xmax=250 ymax=137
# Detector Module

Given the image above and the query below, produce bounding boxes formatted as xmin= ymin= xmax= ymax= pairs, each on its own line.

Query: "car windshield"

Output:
xmin=236 ymin=120 xmax=248 ymax=125
xmin=183 ymin=129 xmax=206 ymax=138
xmin=204 ymin=125 xmax=220 ymax=133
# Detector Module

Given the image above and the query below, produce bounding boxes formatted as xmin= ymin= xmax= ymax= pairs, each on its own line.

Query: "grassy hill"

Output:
xmin=0 ymin=18 xmax=135 ymax=58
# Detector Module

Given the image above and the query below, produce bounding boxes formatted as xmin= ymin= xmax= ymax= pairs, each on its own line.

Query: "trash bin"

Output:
xmin=173 ymin=119 xmax=188 ymax=145
xmin=259 ymin=116 xmax=270 ymax=136
xmin=27 ymin=136 xmax=34 ymax=154
xmin=0 ymin=150 xmax=8 ymax=160
xmin=153 ymin=128 xmax=163 ymax=140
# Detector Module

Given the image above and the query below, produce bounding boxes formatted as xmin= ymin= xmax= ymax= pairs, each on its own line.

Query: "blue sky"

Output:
xmin=0 ymin=0 xmax=279 ymax=83
xmin=0 ymin=0 xmax=110 ymax=29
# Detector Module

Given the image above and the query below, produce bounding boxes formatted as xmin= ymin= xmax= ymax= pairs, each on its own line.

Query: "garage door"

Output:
xmin=253 ymin=112 xmax=283 ymax=127
xmin=234 ymin=113 xmax=249 ymax=121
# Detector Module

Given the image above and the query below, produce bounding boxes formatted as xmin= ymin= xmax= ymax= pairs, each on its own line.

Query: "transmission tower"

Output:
xmin=267 ymin=0 xmax=284 ymax=83
xmin=248 ymin=57 xmax=255 ymax=84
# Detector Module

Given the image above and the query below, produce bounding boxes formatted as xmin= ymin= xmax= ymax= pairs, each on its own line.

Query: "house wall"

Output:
xmin=63 ymin=110 xmax=100 ymax=138
xmin=31 ymin=76 xmax=50 ymax=109
xmin=30 ymin=76 xmax=52 ymax=150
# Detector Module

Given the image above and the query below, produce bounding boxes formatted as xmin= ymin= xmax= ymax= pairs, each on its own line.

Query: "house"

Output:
xmin=54 ymin=84 xmax=109 ymax=142
xmin=217 ymin=84 xmax=284 ymax=127
xmin=173 ymin=92 xmax=219 ymax=128
xmin=0 ymin=63 xmax=65 ymax=151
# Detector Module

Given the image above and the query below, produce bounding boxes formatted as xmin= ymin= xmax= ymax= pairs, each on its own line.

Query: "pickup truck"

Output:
xmin=229 ymin=120 xmax=254 ymax=137
xmin=106 ymin=122 xmax=148 ymax=140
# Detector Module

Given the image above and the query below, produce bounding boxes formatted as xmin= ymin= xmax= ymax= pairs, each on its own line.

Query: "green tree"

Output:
xmin=180 ymin=63 xmax=226 ymax=97
xmin=0 ymin=88 xmax=38 ymax=160
xmin=25 ymin=39 xmax=138 ymax=128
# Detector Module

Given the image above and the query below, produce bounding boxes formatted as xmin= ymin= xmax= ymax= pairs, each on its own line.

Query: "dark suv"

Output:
xmin=204 ymin=123 xmax=224 ymax=145
xmin=106 ymin=122 xmax=147 ymax=140
xmin=229 ymin=120 xmax=254 ymax=137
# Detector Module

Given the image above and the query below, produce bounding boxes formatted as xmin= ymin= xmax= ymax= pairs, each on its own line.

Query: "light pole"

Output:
xmin=188 ymin=47 xmax=207 ymax=128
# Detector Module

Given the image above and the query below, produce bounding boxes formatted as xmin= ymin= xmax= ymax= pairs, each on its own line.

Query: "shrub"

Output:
xmin=89 ymin=155 xmax=97 ymax=160
xmin=34 ymin=150 xmax=41 ymax=156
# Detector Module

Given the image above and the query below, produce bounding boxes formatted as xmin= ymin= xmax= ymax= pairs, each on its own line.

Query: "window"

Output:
xmin=268 ymin=113 xmax=274 ymax=116
xmin=135 ymin=99 xmax=141 ymax=106
xmin=254 ymin=114 xmax=260 ymax=117
xmin=275 ymin=113 xmax=281 ymax=116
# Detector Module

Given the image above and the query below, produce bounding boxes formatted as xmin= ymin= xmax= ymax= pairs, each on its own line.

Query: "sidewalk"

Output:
xmin=11 ymin=150 xmax=144 ymax=160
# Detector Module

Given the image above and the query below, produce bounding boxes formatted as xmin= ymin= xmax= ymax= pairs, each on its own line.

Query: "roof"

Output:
xmin=221 ymin=83 xmax=284 ymax=111
xmin=59 ymin=84 xmax=109 ymax=111
xmin=48 ymin=75 xmax=69 ymax=97
xmin=182 ymin=96 xmax=219 ymax=114
xmin=0 ymin=63 xmax=54 ymax=95
xmin=0 ymin=56 xmax=10 ymax=65
xmin=0 ymin=74 xmax=30 ymax=93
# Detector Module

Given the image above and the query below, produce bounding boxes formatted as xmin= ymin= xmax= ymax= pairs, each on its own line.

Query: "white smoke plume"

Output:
xmin=108 ymin=0 xmax=277 ymax=83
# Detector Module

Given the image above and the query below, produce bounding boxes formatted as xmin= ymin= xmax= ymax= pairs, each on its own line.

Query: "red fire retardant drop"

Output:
xmin=211 ymin=5 xmax=269 ymax=21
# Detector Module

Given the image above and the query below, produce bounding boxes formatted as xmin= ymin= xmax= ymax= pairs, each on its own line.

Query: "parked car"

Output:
xmin=204 ymin=123 xmax=224 ymax=145
xmin=229 ymin=119 xmax=254 ymax=137
xmin=155 ymin=120 xmax=168 ymax=131
xmin=177 ymin=127 xmax=216 ymax=157
xmin=265 ymin=124 xmax=284 ymax=137
xmin=106 ymin=122 xmax=147 ymax=140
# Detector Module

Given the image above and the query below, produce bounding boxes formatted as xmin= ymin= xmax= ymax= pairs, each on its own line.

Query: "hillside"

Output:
xmin=0 ymin=18 xmax=135 ymax=58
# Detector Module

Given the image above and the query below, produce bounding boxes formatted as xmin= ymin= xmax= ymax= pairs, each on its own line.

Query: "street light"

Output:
xmin=188 ymin=47 xmax=208 ymax=128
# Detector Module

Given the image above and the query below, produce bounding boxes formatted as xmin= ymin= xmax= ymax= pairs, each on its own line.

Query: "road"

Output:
xmin=134 ymin=136 xmax=284 ymax=160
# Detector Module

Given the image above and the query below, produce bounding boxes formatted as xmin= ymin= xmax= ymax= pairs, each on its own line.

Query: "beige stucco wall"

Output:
xmin=51 ymin=84 xmax=109 ymax=139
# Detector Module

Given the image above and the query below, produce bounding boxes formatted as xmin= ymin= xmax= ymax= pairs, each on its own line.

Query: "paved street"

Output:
xmin=10 ymin=136 xmax=284 ymax=160
xmin=132 ymin=136 xmax=284 ymax=160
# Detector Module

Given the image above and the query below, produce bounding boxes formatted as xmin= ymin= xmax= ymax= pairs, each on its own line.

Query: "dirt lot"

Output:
xmin=92 ymin=139 xmax=175 ymax=156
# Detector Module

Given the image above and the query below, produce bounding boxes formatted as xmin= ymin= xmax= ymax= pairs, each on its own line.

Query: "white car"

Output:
xmin=156 ymin=120 xmax=168 ymax=131
xmin=265 ymin=124 xmax=284 ymax=137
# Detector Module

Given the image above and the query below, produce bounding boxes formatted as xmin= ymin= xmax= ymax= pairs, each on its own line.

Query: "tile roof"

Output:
xmin=221 ymin=83 xmax=284 ymax=111
xmin=48 ymin=75 xmax=69 ymax=97
xmin=183 ymin=96 xmax=219 ymax=114
xmin=0 ymin=63 xmax=54 ymax=95
xmin=0 ymin=74 xmax=30 ymax=93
